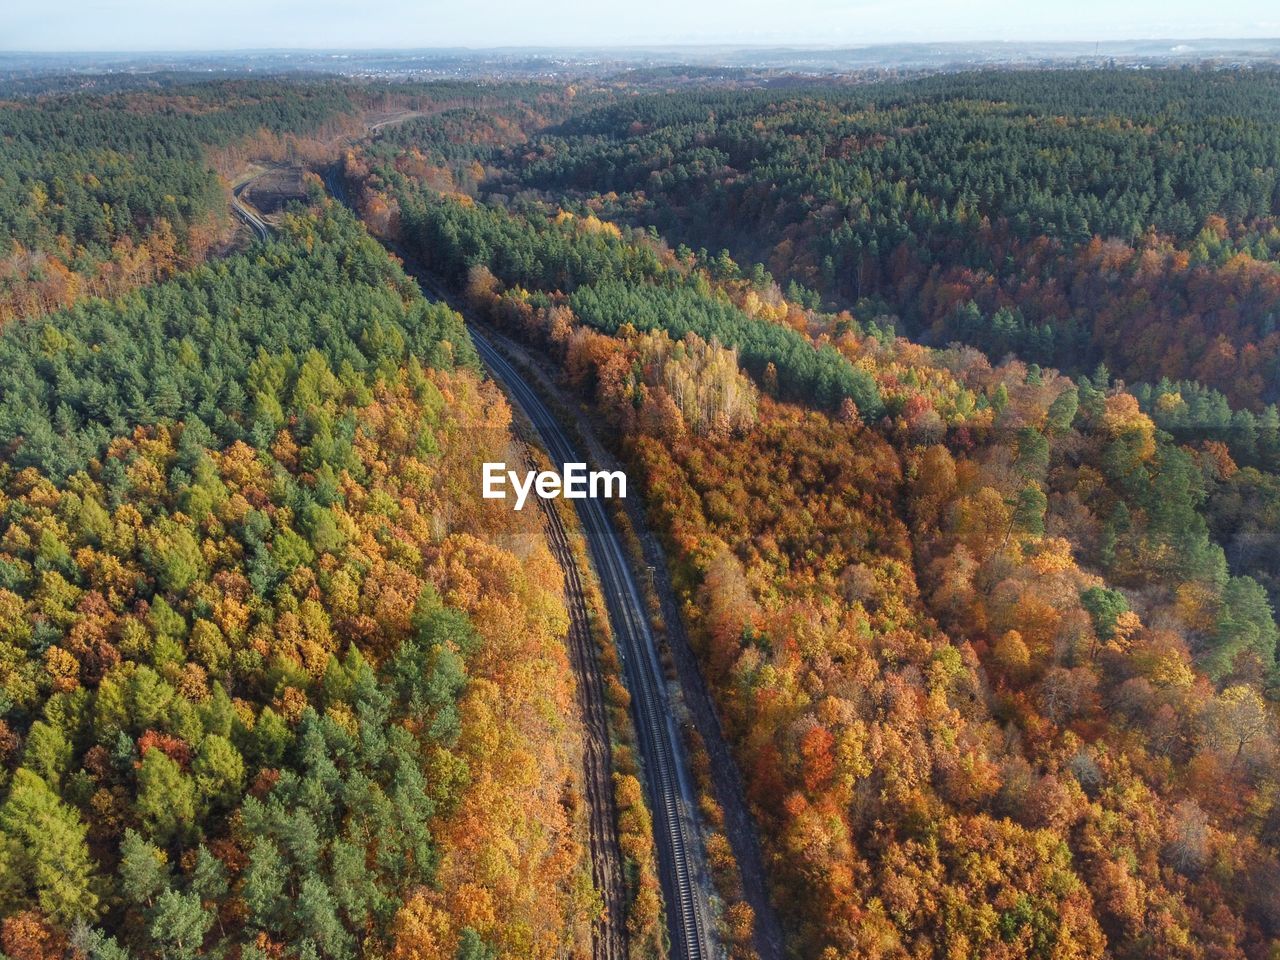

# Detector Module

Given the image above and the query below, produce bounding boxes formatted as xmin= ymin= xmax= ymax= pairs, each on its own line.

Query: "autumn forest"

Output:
xmin=0 ymin=58 xmax=1279 ymax=960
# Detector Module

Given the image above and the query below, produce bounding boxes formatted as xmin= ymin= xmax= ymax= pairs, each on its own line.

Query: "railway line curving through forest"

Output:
xmin=230 ymin=178 xmax=270 ymax=242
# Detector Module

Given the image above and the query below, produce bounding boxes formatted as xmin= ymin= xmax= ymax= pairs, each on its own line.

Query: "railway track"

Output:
xmin=231 ymin=179 xmax=269 ymax=242
xmin=472 ymin=322 xmax=787 ymax=960
xmin=468 ymin=326 xmax=715 ymax=960
xmin=524 ymin=447 xmax=627 ymax=960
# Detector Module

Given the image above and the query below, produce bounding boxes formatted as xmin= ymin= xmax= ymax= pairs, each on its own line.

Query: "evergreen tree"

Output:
xmin=136 ymin=750 xmax=197 ymax=847
xmin=296 ymin=874 xmax=352 ymax=960
xmin=0 ymin=769 xmax=100 ymax=923
xmin=241 ymin=837 xmax=287 ymax=930
xmin=147 ymin=889 xmax=213 ymax=960
xmin=192 ymin=735 xmax=245 ymax=810
xmin=119 ymin=829 xmax=170 ymax=909
xmin=1205 ymin=577 xmax=1280 ymax=679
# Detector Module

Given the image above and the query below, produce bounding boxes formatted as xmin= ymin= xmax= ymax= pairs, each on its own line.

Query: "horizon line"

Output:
xmin=4 ymin=37 xmax=1280 ymax=57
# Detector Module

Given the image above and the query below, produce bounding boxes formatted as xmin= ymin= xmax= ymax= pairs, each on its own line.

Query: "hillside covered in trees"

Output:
xmin=0 ymin=209 xmax=602 ymax=960
xmin=483 ymin=71 xmax=1280 ymax=411
xmin=0 ymin=80 xmax=360 ymax=324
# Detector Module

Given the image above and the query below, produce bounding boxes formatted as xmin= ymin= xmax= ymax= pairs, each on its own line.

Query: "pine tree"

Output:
xmin=1013 ymin=485 xmax=1048 ymax=536
xmin=1080 ymin=586 xmax=1130 ymax=643
xmin=190 ymin=846 xmax=229 ymax=903
xmin=1046 ymin=386 xmax=1079 ymax=435
xmin=280 ymin=808 xmax=323 ymax=873
xmin=1206 ymin=576 xmax=1280 ymax=679
xmin=69 ymin=923 xmax=132 ymax=960
xmin=328 ymin=837 xmax=375 ymax=929
xmin=241 ymin=836 xmax=287 ymax=929
xmin=296 ymin=873 xmax=353 ymax=960
xmin=148 ymin=889 xmax=213 ymax=960
xmin=119 ymin=828 xmax=170 ymax=908
xmin=192 ymin=734 xmax=245 ymax=810
xmin=21 ymin=720 xmax=73 ymax=789
xmin=1015 ymin=428 xmax=1050 ymax=478
xmin=456 ymin=928 xmax=497 ymax=960
xmin=0 ymin=768 xmax=101 ymax=923
xmin=137 ymin=749 xmax=197 ymax=847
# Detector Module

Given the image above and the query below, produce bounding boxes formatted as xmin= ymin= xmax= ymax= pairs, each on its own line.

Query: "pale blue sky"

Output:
xmin=3 ymin=0 xmax=1277 ymax=51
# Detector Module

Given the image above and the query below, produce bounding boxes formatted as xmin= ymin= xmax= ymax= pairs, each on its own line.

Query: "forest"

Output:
xmin=3 ymin=62 xmax=1280 ymax=960
xmin=490 ymin=71 xmax=1280 ymax=410
xmin=336 ymin=66 xmax=1280 ymax=959
xmin=0 ymin=210 xmax=601 ymax=959
xmin=0 ymin=81 xmax=358 ymax=324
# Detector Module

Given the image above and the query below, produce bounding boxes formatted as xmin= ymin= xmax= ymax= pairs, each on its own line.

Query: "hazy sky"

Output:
xmin=3 ymin=0 xmax=1278 ymax=51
